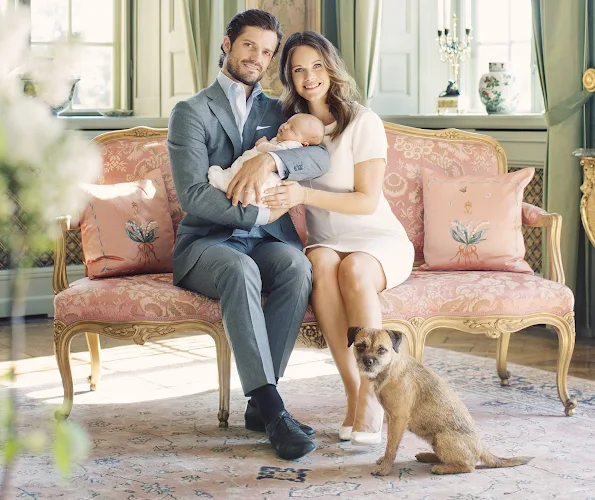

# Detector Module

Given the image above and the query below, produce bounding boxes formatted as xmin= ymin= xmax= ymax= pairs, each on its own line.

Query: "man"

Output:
xmin=167 ymin=9 xmax=329 ymax=460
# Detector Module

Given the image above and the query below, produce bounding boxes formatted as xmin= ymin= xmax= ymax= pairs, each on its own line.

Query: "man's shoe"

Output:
xmin=265 ymin=410 xmax=316 ymax=460
xmin=245 ymin=403 xmax=316 ymax=436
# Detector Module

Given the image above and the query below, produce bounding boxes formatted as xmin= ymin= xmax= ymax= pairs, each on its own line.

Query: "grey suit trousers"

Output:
xmin=179 ymin=235 xmax=312 ymax=395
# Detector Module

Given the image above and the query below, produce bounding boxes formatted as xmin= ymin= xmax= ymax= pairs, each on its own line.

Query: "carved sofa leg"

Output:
xmin=53 ymin=322 xmax=75 ymax=420
xmin=212 ymin=321 xmax=232 ymax=428
xmin=553 ymin=313 xmax=578 ymax=416
xmin=85 ymin=332 xmax=101 ymax=391
xmin=496 ymin=331 xmax=511 ymax=386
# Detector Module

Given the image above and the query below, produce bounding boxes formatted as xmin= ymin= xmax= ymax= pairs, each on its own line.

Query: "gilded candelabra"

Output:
xmin=437 ymin=14 xmax=472 ymax=97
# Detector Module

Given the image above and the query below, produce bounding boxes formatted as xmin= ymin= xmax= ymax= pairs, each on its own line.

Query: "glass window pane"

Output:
xmin=510 ymin=42 xmax=532 ymax=111
xmin=473 ymin=0 xmax=510 ymax=43
xmin=71 ymin=46 xmax=113 ymax=109
xmin=30 ymin=0 xmax=68 ymax=43
xmin=72 ymin=0 xmax=114 ymax=43
xmin=475 ymin=44 xmax=509 ymax=75
xmin=510 ymin=0 xmax=532 ymax=42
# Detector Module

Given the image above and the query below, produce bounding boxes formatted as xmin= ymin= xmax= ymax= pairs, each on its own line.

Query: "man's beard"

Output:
xmin=226 ymin=55 xmax=264 ymax=86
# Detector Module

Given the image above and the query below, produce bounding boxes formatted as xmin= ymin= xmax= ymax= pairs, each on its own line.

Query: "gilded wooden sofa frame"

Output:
xmin=52 ymin=125 xmax=576 ymax=426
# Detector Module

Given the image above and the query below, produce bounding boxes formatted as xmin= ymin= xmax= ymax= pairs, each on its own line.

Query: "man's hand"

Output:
xmin=267 ymin=207 xmax=288 ymax=224
xmin=227 ymin=153 xmax=276 ymax=207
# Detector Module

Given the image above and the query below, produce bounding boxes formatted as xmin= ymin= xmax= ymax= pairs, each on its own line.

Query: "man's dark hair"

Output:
xmin=219 ymin=9 xmax=283 ymax=68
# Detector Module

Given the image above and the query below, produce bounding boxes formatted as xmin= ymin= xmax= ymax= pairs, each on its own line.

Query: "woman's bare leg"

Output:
xmin=337 ymin=252 xmax=386 ymax=433
xmin=307 ymin=247 xmax=359 ymax=427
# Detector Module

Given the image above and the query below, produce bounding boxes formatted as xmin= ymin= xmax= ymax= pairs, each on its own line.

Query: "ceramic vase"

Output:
xmin=478 ymin=62 xmax=520 ymax=114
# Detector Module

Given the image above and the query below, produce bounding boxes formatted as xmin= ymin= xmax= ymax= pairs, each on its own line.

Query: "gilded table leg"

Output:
xmin=496 ymin=331 xmax=511 ymax=386
xmin=553 ymin=314 xmax=578 ymax=416
xmin=53 ymin=325 xmax=76 ymax=420
xmin=213 ymin=322 xmax=232 ymax=428
xmin=85 ymin=332 xmax=101 ymax=391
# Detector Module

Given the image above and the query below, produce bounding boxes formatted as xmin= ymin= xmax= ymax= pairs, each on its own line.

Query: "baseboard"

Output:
xmin=0 ymin=265 xmax=85 ymax=319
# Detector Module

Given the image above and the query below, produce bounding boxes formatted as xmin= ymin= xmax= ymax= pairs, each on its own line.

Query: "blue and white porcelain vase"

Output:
xmin=478 ymin=62 xmax=520 ymax=114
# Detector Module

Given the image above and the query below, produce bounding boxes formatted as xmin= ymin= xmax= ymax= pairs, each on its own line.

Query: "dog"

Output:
xmin=347 ymin=326 xmax=533 ymax=476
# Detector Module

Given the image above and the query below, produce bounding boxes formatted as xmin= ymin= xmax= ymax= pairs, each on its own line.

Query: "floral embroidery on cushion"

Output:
xmin=450 ymin=220 xmax=489 ymax=265
xmin=125 ymin=220 xmax=161 ymax=265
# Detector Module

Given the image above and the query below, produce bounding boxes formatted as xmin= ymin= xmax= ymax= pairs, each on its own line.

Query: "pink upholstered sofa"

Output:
xmin=53 ymin=124 xmax=577 ymax=426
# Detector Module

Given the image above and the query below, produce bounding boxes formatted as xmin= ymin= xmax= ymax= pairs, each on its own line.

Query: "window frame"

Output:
xmin=24 ymin=0 xmax=131 ymax=115
xmin=457 ymin=0 xmax=542 ymax=114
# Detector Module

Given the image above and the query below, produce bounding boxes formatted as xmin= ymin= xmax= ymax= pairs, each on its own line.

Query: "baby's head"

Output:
xmin=276 ymin=113 xmax=325 ymax=146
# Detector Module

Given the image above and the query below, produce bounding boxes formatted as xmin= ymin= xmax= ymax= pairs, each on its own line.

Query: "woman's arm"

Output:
xmin=263 ymin=157 xmax=386 ymax=215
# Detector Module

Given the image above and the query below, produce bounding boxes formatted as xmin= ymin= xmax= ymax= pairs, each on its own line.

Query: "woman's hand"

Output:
xmin=263 ymin=181 xmax=307 ymax=209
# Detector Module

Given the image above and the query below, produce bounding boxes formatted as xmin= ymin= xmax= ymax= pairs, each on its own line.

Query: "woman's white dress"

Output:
xmin=303 ymin=105 xmax=414 ymax=290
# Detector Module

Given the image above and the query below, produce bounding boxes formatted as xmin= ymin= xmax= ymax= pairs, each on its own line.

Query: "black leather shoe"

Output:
xmin=265 ymin=410 xmax=316 ymax=460
xmin=245 ymin=403 xmax=316 ymax=436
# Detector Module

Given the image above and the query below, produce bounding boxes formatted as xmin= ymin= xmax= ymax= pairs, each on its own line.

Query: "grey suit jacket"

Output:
xmin=167 ymin=81 xmax=330 ymax=284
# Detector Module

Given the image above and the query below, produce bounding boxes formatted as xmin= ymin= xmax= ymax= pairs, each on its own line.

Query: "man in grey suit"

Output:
xmin=167 ymin=9 xmax=329 ymax=460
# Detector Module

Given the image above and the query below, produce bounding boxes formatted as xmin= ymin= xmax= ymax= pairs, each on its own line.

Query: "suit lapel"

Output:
xmin=206 ymin=82 xmax=242 ymax=159
xmin=242 ymin=94 xmax=267 ymax=151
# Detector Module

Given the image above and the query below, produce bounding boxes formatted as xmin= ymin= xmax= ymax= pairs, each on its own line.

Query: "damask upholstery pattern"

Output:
xmin=1 ymin=127 xmax=546 ymax=271
xmin=384 ymin=130 xmax=500 ymax=262
xmin=53 ymin=270 xmax=573 ymax=326
xmin=97 ymin=133 xmax=184 ymax=233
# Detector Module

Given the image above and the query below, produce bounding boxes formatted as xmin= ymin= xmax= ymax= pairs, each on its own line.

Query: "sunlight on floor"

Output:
xmin=4 ymin=336 xmax=339 ymax=407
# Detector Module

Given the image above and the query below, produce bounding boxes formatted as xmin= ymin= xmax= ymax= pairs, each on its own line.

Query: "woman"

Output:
xmin=263 ymin=31 xmax=414 ymax=445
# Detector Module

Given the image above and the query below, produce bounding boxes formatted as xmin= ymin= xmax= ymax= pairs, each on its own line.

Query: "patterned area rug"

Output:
xmin=8 ymin=342 xmax=595 ymax=500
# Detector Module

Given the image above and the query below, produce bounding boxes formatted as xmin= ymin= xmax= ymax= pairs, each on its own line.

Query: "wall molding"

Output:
xmin=0 ymin=265 xmax=85 ymax=319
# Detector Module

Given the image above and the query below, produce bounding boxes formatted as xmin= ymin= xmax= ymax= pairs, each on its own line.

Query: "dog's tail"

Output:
xmin=477 ymin=450 xmax=533 ymax=469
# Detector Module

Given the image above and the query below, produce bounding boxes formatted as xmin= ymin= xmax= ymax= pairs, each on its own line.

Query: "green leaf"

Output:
xmin=53 ymin=420 xmax=91 ymax=478
xmin=20 ymin=429 xmax=48 ymax=453
xmin=450 ymin=228 xmax=466 ymax=244
xmin=125 ymin=228 xmax=144 ymax=243
xmin=3 ymin=437 xmax=20 ymax=465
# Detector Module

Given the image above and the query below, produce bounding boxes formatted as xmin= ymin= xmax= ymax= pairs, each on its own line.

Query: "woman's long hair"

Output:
xmin=279 ymin=31 xmax=360 ymax=140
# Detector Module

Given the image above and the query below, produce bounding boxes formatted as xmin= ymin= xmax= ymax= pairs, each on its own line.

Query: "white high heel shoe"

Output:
xmin=338 ymin=425 xmax=353 ymax=441
xmin=350 ymin=409 xmax=384 ymax=446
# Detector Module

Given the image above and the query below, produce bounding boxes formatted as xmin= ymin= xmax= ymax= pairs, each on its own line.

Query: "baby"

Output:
xmin=208 ymin=113 xmax=325 ymax=207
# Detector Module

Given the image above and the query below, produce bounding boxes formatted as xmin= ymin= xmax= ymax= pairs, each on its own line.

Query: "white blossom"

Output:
xmin=0 ymin=5 xmax=102 ymax=246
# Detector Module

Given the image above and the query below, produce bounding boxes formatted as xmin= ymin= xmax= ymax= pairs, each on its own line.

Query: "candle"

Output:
xmin=444 ymin=0 xmax=451 ymax=30
xmin=437 ymin=0 xmax=444 ymax=30
xmin=465 ymin=0 xmax=471 ymax=28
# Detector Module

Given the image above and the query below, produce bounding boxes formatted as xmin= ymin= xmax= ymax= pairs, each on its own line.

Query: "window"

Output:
xmin=460 ymin=0 xmax=542 ymax=113
xmin=28 ymin=0 xmax=129 ymax=112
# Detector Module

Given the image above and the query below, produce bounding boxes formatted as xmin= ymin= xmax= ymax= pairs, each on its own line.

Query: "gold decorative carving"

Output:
xmin=297 ymin=323 xmax=326 ymax=348
xmin=461 ymin=318 xmax=528 ymax=339
xmin=244 ymin=0 xmax=321 ymax=96
xmin=583 ymin=68 xmax=595 ymax=92
xmin=408 ymin=317 xmax=426 ymax=331
xmin=101 ymin=324 xmax=176 ymax=345
xmin=579 ymin=157 xmax=595 ymax=247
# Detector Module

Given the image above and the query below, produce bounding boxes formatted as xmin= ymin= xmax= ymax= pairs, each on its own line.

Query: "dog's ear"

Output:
xmin=347 ymin=326 xmax=362 ymax=347
xmin=387 ymin=330 xmax=403 ymax=352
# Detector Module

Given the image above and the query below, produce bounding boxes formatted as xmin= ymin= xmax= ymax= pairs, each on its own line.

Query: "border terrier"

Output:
xmin=348 ymin=326 xmax=533 ymax=476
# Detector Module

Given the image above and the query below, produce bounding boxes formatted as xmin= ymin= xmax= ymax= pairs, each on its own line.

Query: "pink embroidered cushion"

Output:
xmin=80 ymin=168 xmax=175 ymax=279
xmin=420 ymin=168 xmax=534 ymax=273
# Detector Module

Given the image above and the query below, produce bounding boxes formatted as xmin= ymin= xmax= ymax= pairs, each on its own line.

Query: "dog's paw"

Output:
xmin=372 ymin=463 xmax=392 ymax=477
xmin=372 ymin=459 xmax=393 ymax=476
xmin=376 ymin=455 xmax=386 ymax=465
